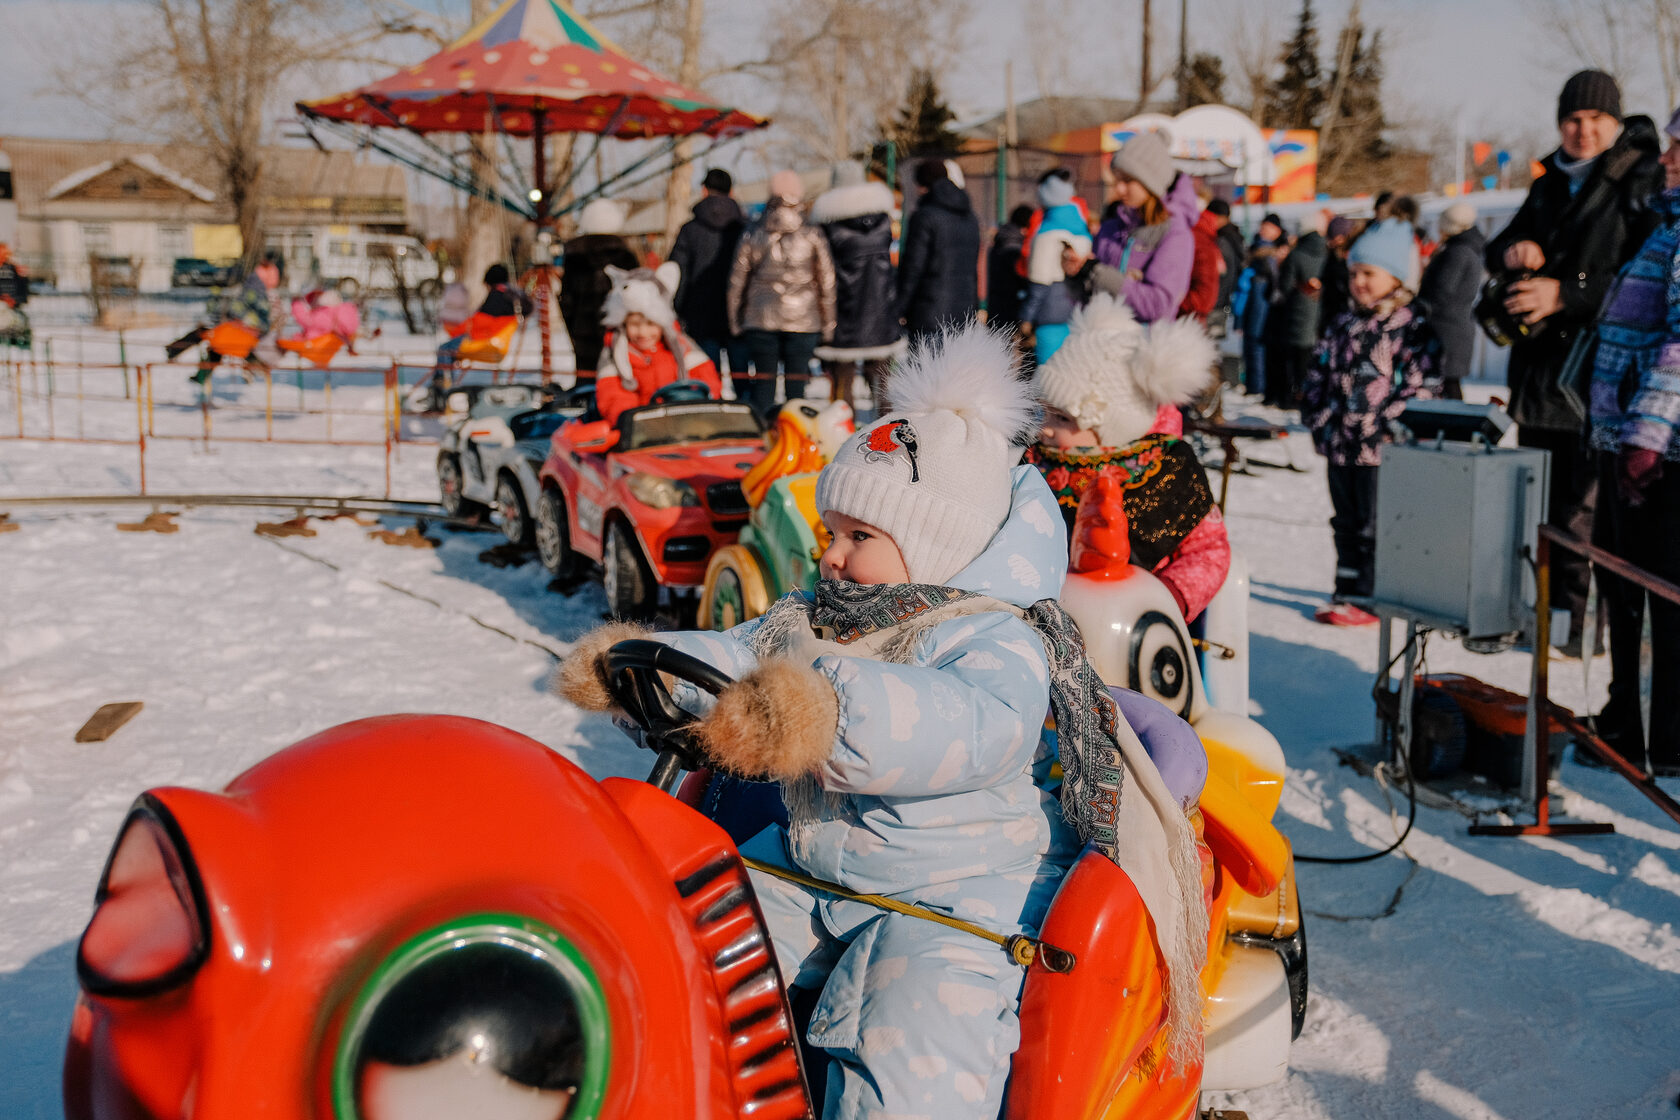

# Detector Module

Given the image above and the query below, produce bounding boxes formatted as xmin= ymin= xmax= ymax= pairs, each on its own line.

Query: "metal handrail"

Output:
xmin=1471 ymin=523 xmax=1680 ymax=835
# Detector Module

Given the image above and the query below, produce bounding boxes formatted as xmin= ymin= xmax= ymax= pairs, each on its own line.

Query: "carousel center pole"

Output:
xmin=532 ymin=108 xmax=554 ymax=381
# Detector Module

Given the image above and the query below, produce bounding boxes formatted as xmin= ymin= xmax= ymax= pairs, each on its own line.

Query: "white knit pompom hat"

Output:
xmin=1034 ymin=293 xmax=1217 ymax=447
xmin=815 ymin=324 xmax=1035 ymax=585
xmin=578 ymin=197 xmax=628 ymax=235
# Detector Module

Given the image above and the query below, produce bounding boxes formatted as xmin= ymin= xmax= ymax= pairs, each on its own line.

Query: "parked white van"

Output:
xmin=311 ymin=230 xmax=439 ymax=296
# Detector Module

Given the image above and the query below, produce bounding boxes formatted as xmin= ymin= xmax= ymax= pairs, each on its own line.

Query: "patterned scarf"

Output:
xmin=758 ymin=580 xmax=1128 ymax=864
xmin=1025 ymin=436 xmax=1215 ymax=568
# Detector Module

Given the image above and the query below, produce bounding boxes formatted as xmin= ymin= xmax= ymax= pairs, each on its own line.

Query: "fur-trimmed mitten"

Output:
xmin=553 ymin=621 xmax=653 ymax=711
xmin=693 ymin=659 xmax=839 ymax=781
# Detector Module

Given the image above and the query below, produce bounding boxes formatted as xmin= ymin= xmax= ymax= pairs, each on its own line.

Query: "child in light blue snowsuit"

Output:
xmin=1019 ymin=169 xmax=1092 ymax=367
xmin=562 ymin=326 xmax=1079 ymax=1119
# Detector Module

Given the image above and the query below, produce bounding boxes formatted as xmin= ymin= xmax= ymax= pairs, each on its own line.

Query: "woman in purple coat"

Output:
xmin=1064 ymin=131 xmax=1198 ymax=324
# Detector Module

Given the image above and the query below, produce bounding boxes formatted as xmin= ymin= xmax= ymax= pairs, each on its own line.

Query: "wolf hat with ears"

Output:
xmin=1034 ymin=293 xmax=1217 ymax=447
xmin=600 ymin=262 xmax=706 ymax=389
xmin=816 ymin=323 xmax=1036 ymax=585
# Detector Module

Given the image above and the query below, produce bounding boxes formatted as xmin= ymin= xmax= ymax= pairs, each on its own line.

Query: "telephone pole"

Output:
xmin=1177 ymin=0 xmax=1189 ymax=111
xmin=1139 ymin=0 xmax=1154 ymax=114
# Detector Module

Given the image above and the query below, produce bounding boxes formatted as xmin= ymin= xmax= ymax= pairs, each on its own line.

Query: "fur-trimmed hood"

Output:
xmin=812 ymin=180 xmax=895 ymax=226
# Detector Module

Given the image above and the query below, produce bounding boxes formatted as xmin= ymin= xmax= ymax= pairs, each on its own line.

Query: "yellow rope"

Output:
xmin=740 ymin=856 xmax=1073 ymax=971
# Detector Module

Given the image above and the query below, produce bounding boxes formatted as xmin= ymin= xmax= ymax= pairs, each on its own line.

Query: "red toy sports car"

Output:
xmin=535 ymin=388 xmax=766 ymax=619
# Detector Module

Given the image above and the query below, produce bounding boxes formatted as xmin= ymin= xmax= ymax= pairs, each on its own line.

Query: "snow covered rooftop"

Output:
xmin=45 ymin=152 xmax=217 ymax=203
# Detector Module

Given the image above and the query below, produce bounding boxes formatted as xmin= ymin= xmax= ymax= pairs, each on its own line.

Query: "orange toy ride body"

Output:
xmin=537 ymin=395 xmax=765 ymax=618
xmin=63 ymin=716 xmax=811 ymax=1120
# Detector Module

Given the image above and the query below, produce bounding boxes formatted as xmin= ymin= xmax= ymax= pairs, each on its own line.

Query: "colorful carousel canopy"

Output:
xmin=299 ymin=0 xmax=765 ymax=139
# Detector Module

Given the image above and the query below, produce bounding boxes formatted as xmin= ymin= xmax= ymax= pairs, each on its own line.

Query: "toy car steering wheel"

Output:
xmin=649 ymin=382 xmax=713 ymax=405
xmin=603 ymin=639 xmax=734 ymax=789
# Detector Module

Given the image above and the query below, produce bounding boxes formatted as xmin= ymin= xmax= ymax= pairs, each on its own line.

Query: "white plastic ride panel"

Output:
xmin=1200 ymin=943 xmax=1292 ymax=1091
xmin=1201 ymin=552 xmax=1250 ymax=714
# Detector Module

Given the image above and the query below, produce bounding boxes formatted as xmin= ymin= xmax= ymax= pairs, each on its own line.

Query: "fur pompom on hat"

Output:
xmin=815 ymin=324 xmax=1035 ymax=585
xmin=578 ymin=197 xmax=628 ymax=235
xmin=1034 ymin=293 xmax=1217 ymax=447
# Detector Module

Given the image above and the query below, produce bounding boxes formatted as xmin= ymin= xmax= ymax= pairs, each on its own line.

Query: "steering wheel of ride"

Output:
xmin=603 ymin=639 xmax=734 ymax=778
xmin=648 ymin=381 xmax=714 ymax=405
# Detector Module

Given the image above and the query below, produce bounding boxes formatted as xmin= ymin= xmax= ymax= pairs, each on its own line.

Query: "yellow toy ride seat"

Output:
xmin=455 ymin=317 xmax=519 ymax=364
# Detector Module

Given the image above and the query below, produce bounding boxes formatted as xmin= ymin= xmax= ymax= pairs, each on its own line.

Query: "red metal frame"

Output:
xmin=1470 ymin=525 xmax=1680 ymax=837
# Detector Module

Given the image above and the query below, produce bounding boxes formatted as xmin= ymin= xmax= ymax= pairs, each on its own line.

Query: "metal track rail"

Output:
xmin=0 ymin=492 xmax=471 ymax=525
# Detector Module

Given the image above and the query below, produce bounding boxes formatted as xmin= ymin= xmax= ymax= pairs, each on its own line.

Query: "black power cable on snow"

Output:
xmin=1295 ymin=628 xmax=1427 ymax=866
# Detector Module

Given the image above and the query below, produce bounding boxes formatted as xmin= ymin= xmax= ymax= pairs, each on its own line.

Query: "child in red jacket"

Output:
xmin=1026 ymin=293 xmax=1230 ymax=621
xmin=594 ymin=263 xmax=721 ymax=425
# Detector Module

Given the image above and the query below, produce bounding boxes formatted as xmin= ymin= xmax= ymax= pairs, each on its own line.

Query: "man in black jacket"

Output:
xmin=896 ymin=159 xmax=980 ymax=349
xmin=1416 ymin=202 xmax=1485 ymax=399
xmin=1486 ymin=70 xmax=1663 ymax=653
xmin=668 ymin=168 xmax=747 ymax=376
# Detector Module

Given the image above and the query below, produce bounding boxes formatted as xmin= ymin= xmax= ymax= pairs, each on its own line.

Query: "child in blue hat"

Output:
xmin=1301 ymin=218 xmax=1441 ymax=625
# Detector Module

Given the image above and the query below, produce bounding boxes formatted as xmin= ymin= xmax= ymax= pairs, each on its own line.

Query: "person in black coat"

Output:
xmin=1208 ymin=199 xmax=1245 ymax=310
xmin=560 ymin=198 xmax=640 ymax=379
xmin=1266 ymin=217 xmax=1329 ymax=408
xmin=1485 ymin=70 xmax=1664 ymax=653
xmin=812 ymin=163 xmax=904 ymax=412
xmin=668 ymin=168 xmax=748 ymax=376
xmin=986 ymin=205 xmax=1033 ymax=333
xmin=1319 ymin=215 xmax=1359 ymax=341
xmin=1415 ymin=203 xmax=1485 ymax=399
xmin=896 ymin=159 xmax=981 ymax=349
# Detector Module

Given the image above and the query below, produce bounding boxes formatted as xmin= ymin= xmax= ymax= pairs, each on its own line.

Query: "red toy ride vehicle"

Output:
xmin=535 ymin=384 xmax=765 ymax=619
xmin=63 ymin=636 xmax=1301 ymax=1120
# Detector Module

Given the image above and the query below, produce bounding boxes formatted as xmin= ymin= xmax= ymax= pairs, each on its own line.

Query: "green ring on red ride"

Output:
xmin=330 ymin=912 xmax=612 ymax=1120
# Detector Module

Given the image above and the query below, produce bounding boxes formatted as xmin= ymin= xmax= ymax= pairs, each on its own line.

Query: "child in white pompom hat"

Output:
xmin=1028 ymin=292 xmax=1231 ymax=621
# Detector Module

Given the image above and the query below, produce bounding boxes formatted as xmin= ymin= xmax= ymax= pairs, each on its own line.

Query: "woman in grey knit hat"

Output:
xmin=1069 ymin=130 xmax=1199 ymax=325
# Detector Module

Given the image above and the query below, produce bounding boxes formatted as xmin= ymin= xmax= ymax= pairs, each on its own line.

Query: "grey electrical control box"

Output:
xmin=1372 ymin=442 xmax=1550 ymax=637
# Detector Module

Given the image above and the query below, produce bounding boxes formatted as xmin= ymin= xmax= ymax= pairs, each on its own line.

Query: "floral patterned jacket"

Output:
xmin=1303 ymin=295 xmax=1440 ymax=467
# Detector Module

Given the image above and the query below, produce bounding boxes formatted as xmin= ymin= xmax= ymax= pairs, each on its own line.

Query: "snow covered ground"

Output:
xmin=3 ymin=314 xmax=1679 ymax=1119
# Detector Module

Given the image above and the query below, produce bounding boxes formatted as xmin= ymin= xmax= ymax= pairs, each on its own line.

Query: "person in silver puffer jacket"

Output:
xmin=728 ymin=169 xmax=838 ymax=415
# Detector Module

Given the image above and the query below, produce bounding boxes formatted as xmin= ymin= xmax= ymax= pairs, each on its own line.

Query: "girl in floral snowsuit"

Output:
xmin=1301 ymin=218 xmax=1440 ymax=625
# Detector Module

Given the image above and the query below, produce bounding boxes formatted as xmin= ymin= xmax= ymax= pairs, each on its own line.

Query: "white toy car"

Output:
xmin=435 ymin=384 xmax=590 ymax=547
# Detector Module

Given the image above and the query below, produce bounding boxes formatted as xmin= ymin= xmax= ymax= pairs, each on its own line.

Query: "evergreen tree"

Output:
xmin=1264 ymin=0 xmax=1325 ymax=129
xmin=1320 ymin=18 xmax=1391 ymax=193
xmin=889 ymin=69 xmax=963 ymax=156
xmin=1176 ymin=52 xmax=1227 ymax=108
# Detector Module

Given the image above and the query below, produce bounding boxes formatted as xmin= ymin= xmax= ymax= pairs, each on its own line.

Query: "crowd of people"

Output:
xmin=133 ymin=64 xmax=1674 ymax=779
xmin=559 ymin=70 xmax=1680 ymax=1118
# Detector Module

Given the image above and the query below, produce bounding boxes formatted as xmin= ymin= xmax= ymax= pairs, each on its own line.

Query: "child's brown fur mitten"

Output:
xmin=553 ymin=621 xmax=653 ymax=710
xmin=695 ymin=659 xmax=838 ymax=781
